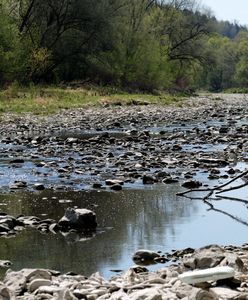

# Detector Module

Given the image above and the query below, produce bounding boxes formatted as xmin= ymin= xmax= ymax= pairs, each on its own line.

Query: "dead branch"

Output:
xmin=204 ymin=200 xmax=248 ymax=227
xmin=177 ymin=169 xmax=248 ymax=200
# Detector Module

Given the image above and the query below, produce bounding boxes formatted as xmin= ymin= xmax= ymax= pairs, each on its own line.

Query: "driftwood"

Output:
xmin=177 ymin=169 xmax=248 ymax=226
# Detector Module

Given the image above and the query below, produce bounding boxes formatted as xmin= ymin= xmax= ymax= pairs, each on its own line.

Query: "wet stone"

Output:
xmin=33 ymin=183 xmax=45 ymax=190
xmin=110 ymin=184 xmax=122 ymax=191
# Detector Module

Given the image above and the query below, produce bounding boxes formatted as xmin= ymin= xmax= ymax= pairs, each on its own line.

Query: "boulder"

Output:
xmin=28 ymin=279 xmax=52 ymax=293
xmin=129 ymin=287 xmax=176 ymax=300
xmin=210 ymin=287 xmax=243 ymax=299
xmin=0 ymin=283 xmax=12 ymax=300
xmin=183 ymin=245 xmax=225 ymax=269
xmin=58 ymin=208 xmax=97 ymax=230
xmin=182 ymin=180 xmax=202 ymax=189
xmin=132 ymin=250 xmax=160 ymax=265
xmin=3 ymin=270 xmax=27 ymax=295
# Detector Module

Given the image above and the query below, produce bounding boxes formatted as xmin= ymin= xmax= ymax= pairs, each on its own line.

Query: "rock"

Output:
xmin=9 ymin=158 xmax=25 ymax=164
xmin=179 ymin=266 xmax=235 ymax=284
xmin=110 ymin=184 xmax=122 ymax=191
xmin=0 ymin=224 xmax=10 ymax=233
xmin=28 ymin=279 xmax=52 ymax=293
xmin=129 ymin=287 xmax=171 ymax=300
xmin=66 ymin=138 xmax=79 ymax=144
xmin=0 ymin=260 xmax=12 ymax=268
xmin=162 ymin=177 xmax=178 ymax=184
xmin=3 ymin=270 xmax=26 ymax=295
xmin=22 ymin=269 xmax=52 ymax=282
xmin=57 ymin=289 xmax=78 ymax=300
xmin=129 ymin=266 xmax=149 ymax=274
xmin=154 ymin=256 xmax=169 ymax=264
xmin=0 ymin=283 xmax=12 ymax=300
xmin=182 ymin=180 xmax=202 ymax=189
xmin=105 ymin=179 xmax=124 ymax=186
xmin=220 ymin=253 xmax=245 ymax=271
xmin=92 ymin=183 xmax=102 ymax=189
xmin=132 ymin=250 xmax=160 ymax=265
xmin=197 ymin=158 xmax=228 ymax=167
xmin=210 ymin=287 xmax=242 ymax=299
xmin=33 ymin=183 xmax=45 ymax=190
xmin=9 ymin=181 xmax=27 ymax=189
xmin=17 ymin=216 xmax=41 ymax=227
xmin=189 ymin=288 xmax=217 ymax=300
xmin=142 ymin=175 xmax=157 ymax=184
xmin=58 ymin=208 xmax=97 ymax=230
xmin=49 ymin=223 xmax=61 ymax=233
xmin=183 ymin=245 xmax=225 ymax=269
xmin=0 ymin=215 xmax=21 ymax=229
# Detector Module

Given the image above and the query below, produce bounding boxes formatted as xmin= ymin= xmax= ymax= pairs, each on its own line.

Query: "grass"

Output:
xmin=224 ymin=87 xmax=248 ymax=94
xmin=0 ymin=83 xmax=182 ymax=115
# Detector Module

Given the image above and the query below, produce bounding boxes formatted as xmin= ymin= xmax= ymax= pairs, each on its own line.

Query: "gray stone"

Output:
xmin=0 ymin=283 xmax=12 ymax=300
xmin=28 ymin=279 xmax=52 ymax=293
xmin=129 ymin=287 xmax=168 ymax=300
xmin=0 ymin=260 xmax=12 ymax=268
xmin=4 ymin=270 xmax=26 ymax=295
xmin=22 ymin=269 xmax=52 ymax=281
xmin=132 ymin=250 xmax=160 ymax=265
xmin=183 ymin=245 xmax=225 ymax=269
xmin=210 ymin=287 xmax=242 ymax=299
xmin=105 ymin=179 xmax=124 ymax=186
xmin=33 ymin=183 xmax=45 ymax=190
xmin=58 ymin=208 xmax=97 ymax=230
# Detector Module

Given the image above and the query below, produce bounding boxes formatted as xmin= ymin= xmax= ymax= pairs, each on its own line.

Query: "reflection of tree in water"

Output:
xmin=0 ymin=185 xmax=199 ymax=276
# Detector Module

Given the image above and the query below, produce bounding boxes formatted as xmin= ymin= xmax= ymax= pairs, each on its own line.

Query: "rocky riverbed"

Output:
xmin=1 ymin=244 xmax=248 ymax=299
xmin=0 ymin=93 xmax=248 ymax=193
xmin=1 ymin=93 xmax=248 ymax=298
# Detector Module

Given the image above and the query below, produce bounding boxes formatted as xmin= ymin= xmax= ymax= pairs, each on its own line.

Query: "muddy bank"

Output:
xmin=1 ymin=244 xmax=248 ymax=299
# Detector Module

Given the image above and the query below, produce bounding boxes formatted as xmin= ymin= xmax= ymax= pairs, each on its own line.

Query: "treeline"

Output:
xmin=0 ymin=0 xmax=248 ymax=92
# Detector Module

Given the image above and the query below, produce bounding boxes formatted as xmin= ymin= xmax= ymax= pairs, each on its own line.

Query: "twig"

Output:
xmin=177 ymin=169 xmax=248 ymax=200
xmin=215 ymin=195 xmax=248 ymax=205
xmin=215 ymin=169 xmax=248 ymax=190
xmin=204 ymin=200 xmax=248 ymax=227
xmin=216 ymin=182 xmax=248 ymax=194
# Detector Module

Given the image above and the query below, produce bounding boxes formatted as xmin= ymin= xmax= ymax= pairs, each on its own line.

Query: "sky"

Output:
xmin=200 ymin=0 xmax=248 ymax=25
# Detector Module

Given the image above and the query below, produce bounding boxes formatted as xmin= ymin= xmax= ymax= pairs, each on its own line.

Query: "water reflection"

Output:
xmin=0 ymin=184 xmax=197 ymax=277
xmin=1 ymin=184 xmax=248 ymax=278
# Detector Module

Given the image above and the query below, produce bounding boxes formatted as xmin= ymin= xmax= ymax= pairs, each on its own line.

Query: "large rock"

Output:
xmin=3 ymin=270 xmax=26 ymax=295
xmin=129 ymin=287 xmax=173 ymax=300
xmin=210 ymin=287 xmax=244 ymax=299
xmin=132 ymin=250 xmax=160 ymax=265
xmin=183 ymin=245 xmax=226 ymax=269
xmin=58 ymin=208 xmax=97 ymax=230
xmin=0 ymin=283 xmax=13 ymax=300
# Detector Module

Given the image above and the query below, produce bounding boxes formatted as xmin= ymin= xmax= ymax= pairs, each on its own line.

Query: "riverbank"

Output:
xmin=0 ymin=84 xmax=179 ymax=115
xmin=1 ymin=244 xmax=248 ymax=299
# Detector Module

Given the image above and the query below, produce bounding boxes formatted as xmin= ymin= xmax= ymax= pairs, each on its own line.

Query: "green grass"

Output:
xmin=224 ymin=87 xmax=248 ymax=94
xmin=0 ymin=84 xmax=182 ymax=115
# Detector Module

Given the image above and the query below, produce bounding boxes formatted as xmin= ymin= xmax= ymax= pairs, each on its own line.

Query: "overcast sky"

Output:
xmin=200 ymin=0 xmax=248 ymax=25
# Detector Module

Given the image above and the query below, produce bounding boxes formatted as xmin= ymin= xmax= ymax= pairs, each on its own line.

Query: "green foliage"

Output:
xmin=0 ymin=0 xmax=248 ymax=92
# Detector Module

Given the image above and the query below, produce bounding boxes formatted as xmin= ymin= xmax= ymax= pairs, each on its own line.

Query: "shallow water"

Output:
xmin=1 ymin=114 xmax=248 ymax=279
xmin=0 ymin=182 xmax=248 ymax=279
